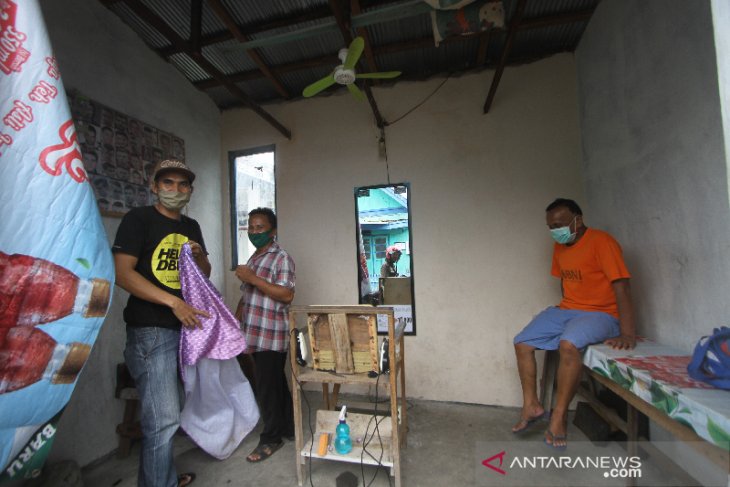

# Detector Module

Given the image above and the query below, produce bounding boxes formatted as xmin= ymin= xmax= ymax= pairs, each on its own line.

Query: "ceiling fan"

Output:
xmin=302 ymin=37 xmax=401 ymax=101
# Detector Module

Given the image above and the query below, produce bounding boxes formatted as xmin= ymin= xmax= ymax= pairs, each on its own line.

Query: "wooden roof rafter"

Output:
xmin=351 ymin=0 xmax=380 ymax=83
xmin=105 ymin=0 xmax=292 ymax=139
xmin=477 ymin=0 xmax=598 ymax=113
xmin=483 ymin=0 xmax=527 ymax=113
xmin=206 ymin=0 xmax=289 ymax=99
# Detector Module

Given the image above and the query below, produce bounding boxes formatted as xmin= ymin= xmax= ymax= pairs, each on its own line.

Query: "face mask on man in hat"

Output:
xmin=151 ymin=159 xmax=196 ymax=212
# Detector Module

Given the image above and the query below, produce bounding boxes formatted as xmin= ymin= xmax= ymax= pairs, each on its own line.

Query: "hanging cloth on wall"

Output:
xmin=178 ymin=243 xmax=259 ymax=460
xmin=428 ymin=0 xmax=505 ymax=46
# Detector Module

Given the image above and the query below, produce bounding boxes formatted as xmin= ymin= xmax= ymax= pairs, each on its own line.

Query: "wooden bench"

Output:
xmin=569 ymin=340 xmax=730 ymax=484
xmin=115 ymin=363 xmax=142 ymax=458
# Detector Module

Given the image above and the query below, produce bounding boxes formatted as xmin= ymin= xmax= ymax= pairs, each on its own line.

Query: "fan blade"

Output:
xmin=356 ymin=71 xmax=402 ymax=79
xmin=344 ymin=37 xmax=365 ymax=70
xmin=302 ymin=74 xmax=336 ymax=97
xmin=347 ymin=83 xmax=365 ymax=101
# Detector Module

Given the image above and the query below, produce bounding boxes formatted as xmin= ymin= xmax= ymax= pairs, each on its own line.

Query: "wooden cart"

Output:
xmin=288 ymin=305 xmax=407 ymax=487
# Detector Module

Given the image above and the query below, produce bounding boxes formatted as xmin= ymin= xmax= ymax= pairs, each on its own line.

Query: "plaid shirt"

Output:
xmin=241 ymin=242 xmax=295 ymax=352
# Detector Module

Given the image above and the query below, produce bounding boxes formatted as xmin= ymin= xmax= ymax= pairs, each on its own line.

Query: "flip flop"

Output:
xmin=246 ymin=441 xmax=284 ymax=463
xmin=178 ymin=472 xmax=196 ymax=487
xmin=544 ymin=429 xmax=567 ymax=451
xmin=511 ymin=412 xmax=546 ymax=434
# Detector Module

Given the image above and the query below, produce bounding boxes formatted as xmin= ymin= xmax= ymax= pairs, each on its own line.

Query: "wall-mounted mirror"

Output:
xmin=355 ymin=183 xmax=416 ymax=335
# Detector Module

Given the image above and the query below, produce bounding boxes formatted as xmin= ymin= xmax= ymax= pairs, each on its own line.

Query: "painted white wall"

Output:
xmin=577 ymin=3 xmax=728 ymax=483
xmin=576 ymin=0 xmax=730 ymax=352
xmin=712 ymin=0 xmax=730 ymax=208
xmin=221 ymin=55 xmax=584 ymax=407
xmin=39 ymin=0 xmax=222 ymax=466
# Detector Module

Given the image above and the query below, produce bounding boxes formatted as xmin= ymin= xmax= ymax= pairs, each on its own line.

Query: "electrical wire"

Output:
xmin=385 ymin=74 xmax=451 ymax=127
xmin=288 ymin=329 xmax=316 ymax=487
xmin=379 ymin=126 xmax=391 ymax=185
xmin=361 ymin=372 xmax=380 ymax=485
xmin=379 ymin=74 xmax=451 ymax=185
xmin=360 ymin=371 xmax=392 ymax=487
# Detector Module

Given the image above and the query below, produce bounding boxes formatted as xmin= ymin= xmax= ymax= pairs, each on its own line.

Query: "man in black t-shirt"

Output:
xmin=112 ymin=159 xmax=209 ymax=487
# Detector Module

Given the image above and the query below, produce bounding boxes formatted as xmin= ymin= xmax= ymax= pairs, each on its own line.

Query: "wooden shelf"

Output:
xmin=290 ymin=305 xmax=407 ymax=487
xmin=301 ymin=441 xmax=393 ymax=467
xmin=294 ymin=368 xmax=379 ymax=385
xmin=299 ymin=410 xmax=394 ymax=468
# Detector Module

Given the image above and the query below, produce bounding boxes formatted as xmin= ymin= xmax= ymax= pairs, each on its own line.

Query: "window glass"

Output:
xmin=229 ymin=146 xmax=275 ymax=267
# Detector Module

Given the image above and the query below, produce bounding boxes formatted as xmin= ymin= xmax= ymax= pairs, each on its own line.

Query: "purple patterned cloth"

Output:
xmin=178 ymin=243 xmax=259 ymax=459
xmin=178 ymin=243 xmax=247 ymax=367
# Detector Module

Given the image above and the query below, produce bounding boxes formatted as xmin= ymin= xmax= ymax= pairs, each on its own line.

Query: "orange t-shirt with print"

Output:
xmin=551 ymin=228 xmax=630 ymax=318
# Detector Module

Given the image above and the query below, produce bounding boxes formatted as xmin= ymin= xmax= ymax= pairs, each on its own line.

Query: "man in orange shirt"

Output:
xmin=512 ymin=198 xmax=636 ymax=450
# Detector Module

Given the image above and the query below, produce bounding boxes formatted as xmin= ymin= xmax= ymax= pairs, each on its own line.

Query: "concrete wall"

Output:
xmin=40 ymin=0 xmax=222 ymax=466
xmin=221 ymin=55 xmax=584 ymax=407
xmin=713 ymin=0 xmax=730 ymax=197
xmin=577 ymin=3 xmax=729 ymax=484
xmin=576 ymin=0 xmax=730 ymax=352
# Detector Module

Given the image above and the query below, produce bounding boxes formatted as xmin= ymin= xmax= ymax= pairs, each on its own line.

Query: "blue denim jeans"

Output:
xmin=124 ymin=327 xmax=181 ymax=487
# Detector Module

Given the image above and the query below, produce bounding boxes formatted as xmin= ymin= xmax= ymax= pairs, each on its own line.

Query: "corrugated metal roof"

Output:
xmin=100 ymin=0 xmax=601 ymax=109
xmin=168 ymin=53 xmax=210 ymax=83
xmin=525 ymin=0 xmax=600 ymax=17
xmin=254 ymin=26 xmax=343 ymax=66
xmin=203 ymin=39 xmax=259 ymax=75
xmin=220 ymin=0 xmax=330 ymax=26
xmin=365 ymin=8 xmax=432 ymax=44
xmin=200 ymin=1 xmax=226 ymax=36
xmin=145 ymin=0 xmax=191 ymax=39
xmin=278 ymin=68 xmax=334 ymax=96
xmin=110 ymin=1 xmax=171 ymax=49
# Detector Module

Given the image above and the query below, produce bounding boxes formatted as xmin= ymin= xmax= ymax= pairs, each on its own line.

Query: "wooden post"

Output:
xmin=399 ymin=328 xmax=408 ymax=448
xmin=626 ymin=404 xmax=639 ymax=487
xmin=289 ymin=310 xmax=305 ymax=486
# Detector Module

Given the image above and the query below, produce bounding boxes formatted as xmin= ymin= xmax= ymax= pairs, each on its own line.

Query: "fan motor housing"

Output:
xmin=334 ymin=66 xmax=356 ymax=85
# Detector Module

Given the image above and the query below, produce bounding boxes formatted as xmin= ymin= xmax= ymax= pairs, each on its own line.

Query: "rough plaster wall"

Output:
xmin=220 ymin=55 xmax=584 ymax=407
xmin=576 ymin=0 xmax=730 ymax=352
xmin=713 ymin=0 xmax=730 ymax=195
xmin=39 ymin=0 xmax=222 ymax=466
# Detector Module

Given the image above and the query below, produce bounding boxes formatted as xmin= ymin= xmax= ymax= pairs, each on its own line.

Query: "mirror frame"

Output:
xmin=354 ymin=182 xmax=416 ymax=336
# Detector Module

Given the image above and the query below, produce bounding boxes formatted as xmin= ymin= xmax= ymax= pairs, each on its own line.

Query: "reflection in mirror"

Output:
xmin=355 ymin=183 xmax=415 ymax=335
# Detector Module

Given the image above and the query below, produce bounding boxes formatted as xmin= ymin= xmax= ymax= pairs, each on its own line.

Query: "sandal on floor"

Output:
xmin=178 ymin=472 xmax=196 ymax=487
xmin=544 ymin=429 xmax=567 ymax=451
xmin=246 ymin=441 xmax=284 ymax=463
xmin=511 ymin=412 xmax=546 ymax=434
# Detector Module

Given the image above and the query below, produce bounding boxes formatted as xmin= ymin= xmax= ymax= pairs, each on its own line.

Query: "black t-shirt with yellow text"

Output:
xmin=112 ymin=206 xmax=206 ymax=329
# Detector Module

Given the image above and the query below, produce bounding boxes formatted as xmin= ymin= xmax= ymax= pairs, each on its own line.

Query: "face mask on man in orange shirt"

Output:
xmin=550 ymin=216 xmax=577 ymax=245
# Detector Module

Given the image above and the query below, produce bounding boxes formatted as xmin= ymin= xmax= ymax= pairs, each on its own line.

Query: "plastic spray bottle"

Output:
xmin=334 ymin=405 xmax=352 ymax=454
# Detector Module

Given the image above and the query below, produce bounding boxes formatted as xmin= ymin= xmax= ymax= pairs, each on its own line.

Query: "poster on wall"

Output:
xmin=376 ymin=305 xmax=414 ymax=334
xmin=67 ymin=91 xmax=186 ymax=217
xmin=0 ymin=0 xmax=113 ymax=482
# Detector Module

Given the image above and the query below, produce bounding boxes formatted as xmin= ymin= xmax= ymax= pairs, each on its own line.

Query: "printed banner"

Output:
xmin=0 ymin=0 xmax=114 ymax=482
xmin=429 ymin=0 xmax=505 ymax=46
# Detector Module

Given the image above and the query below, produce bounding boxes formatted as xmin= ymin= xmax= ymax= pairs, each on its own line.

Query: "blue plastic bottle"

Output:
xmin=334 ymin=405 xmax=352 ymax=454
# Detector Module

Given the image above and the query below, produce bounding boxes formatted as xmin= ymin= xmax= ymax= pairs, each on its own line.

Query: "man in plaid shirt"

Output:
xmin=235 ymin=207 xmax=296 ymax=462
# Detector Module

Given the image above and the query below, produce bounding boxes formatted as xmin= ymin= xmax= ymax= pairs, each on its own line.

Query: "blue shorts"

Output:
xmin=513 ymin=307 xmax=619 ymax=350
